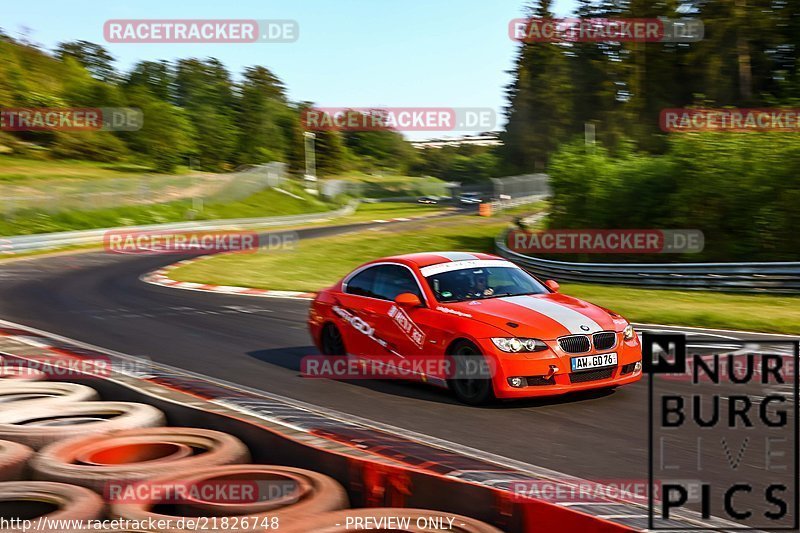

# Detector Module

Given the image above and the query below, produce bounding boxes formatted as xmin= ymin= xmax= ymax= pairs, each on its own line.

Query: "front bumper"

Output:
xmin=476 ymin=334 xmax=643 ymax=399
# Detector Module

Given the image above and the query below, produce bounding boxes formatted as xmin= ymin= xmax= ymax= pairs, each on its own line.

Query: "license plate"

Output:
xmin=571 ymin=352 xmax=618 ymax=372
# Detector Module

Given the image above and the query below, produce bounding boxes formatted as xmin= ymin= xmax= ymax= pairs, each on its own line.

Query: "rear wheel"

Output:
xmin=447 ymin=340 xmax=495 ymax=405
xmin=320 ymin=324 xmax=346 ymax=356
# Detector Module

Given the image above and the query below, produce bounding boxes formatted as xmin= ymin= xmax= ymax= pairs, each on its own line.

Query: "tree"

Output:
xmin=173 ymin=59 xmax=237 ymax=169
xmin=500 ymin=0 xmax=574 ymax=172
xmin=123 ymin=89 xmax=195 ymax=172
xmin=55 ymin=40 xmax=116 ymax=82
xmin=235 ymin=66 xmax=290 ymax=165
xmin=125 ymin=60 xmax=173 ymax=102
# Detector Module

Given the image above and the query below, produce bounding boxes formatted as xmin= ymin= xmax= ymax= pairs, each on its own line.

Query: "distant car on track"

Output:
xmin=458 ymin=192 xmax=483 ymax=205
xmin=417 ymin=196 xmax=439 ymax=204
xmin=308 ymin=252 xmax=642 ymax=404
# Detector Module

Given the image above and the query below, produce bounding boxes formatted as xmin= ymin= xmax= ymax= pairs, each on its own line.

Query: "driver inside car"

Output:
xmin=467 ymin=270 xmax=494 ymax=298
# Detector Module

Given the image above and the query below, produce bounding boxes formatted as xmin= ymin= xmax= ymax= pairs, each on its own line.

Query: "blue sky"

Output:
xmin=4 ymin=0 xmax=577 ymax=138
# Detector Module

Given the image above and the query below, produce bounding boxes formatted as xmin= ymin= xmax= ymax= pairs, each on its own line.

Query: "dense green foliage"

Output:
xmin=548 ymin=134 xmax=800 ymax=261
xmin=502 ymin=0 xmax=800 ymax=170
xmin=503 ymin=1 xmax=800 ymax=261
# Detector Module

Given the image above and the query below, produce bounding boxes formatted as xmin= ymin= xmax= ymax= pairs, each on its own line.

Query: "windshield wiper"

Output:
xmin=482 ymin=292 xmax=516 ymax=299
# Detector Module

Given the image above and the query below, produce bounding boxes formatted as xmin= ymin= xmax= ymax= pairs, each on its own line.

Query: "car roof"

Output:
xmin=377 ymin=252 xmax=503 ymax=269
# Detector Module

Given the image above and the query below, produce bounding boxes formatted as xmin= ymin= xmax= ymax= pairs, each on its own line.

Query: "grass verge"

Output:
xmin=0 ymin=183 xmax=332 ymax=236
xmin=0 ymin=156 xmax=172 ymax=183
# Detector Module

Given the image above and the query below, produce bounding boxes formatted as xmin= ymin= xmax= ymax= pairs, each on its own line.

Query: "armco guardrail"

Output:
xmin=0 ymin=203 xmax=356 ymax=255
xmin=491 ymin=194 xmax=548 ymax=212
xmin=496 ymin=230 xmax=800 ymax=293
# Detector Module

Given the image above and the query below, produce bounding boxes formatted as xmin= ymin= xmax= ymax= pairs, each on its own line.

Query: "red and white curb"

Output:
xmin=371 ymin=217 xmax=412 ymax=223
xmin=140 ymin=257 xmax=316 ymax=301
xmin=139 ymin=211 xmax=452 ymax=300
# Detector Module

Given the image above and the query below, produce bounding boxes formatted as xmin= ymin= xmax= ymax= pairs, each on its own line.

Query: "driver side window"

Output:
xmin=345 ymin=264 xmax=422 ymax=302
xmin=371 ymin=265 xmax=423 ymax=301
xmin=344 ymin=267 xmax=378 ymax=298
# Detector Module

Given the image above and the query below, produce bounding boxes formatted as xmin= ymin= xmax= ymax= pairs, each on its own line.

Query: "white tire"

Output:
xmin=0 ymin=402 xmax=165 ymax=449
xmin=0 ymin=481 xmax=104 ymax=528
xmin=0 ymin=382 xmax=98 ymax=410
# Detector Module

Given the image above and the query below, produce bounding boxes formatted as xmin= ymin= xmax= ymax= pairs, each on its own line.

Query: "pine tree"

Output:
xmin=500 ymin=0 xmax=575 ymax=172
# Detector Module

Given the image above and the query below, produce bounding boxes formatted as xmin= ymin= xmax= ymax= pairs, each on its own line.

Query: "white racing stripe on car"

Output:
xmin=504 ymin=295 xmax=603 ymax=335
xmin=432 ymin=251 xmax=480 ymax=262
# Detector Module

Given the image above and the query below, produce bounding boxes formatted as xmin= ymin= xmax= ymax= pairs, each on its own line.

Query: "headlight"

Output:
xmin=623 ymin=324 xmax=635 ymax=340
xmin=491 ymin=338 xmax=548 ymax=353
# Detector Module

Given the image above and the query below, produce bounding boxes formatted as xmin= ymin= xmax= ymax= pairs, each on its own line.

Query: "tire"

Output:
xmin=0 ymin=402 xmax=165 ymax=450
xmin=175 ymin=465 xmax=348 ymax=517
xmin=320 ymin=324 xmax=346 ymax=356
xmin=446 ymin=340 xmax=495 ymax=406
xmin=0 ymin=440 xmax=33 ymax=481
xmin=0 ymin=481 xmax=104 ymax=526
xmin=111 ymin=465 xmax=348 ymax=532
xmin=0 ymin=367 xmax=46 ymax=381
xmin=32 ymin=428 xmax=250 ymax=493
xmin=281 ymin=508 xmax=503 ymax=533
xmin=0 ymin=382 xmax=99 ymax=410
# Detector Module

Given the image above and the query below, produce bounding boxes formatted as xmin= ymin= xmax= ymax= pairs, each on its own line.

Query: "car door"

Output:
xmin=334 ymin=265 xmax=383 ymax=357
xmin=366 ymin=264 xmax=427 ymax=358
xmin=369 ymin=265 xmax=458 ymax=384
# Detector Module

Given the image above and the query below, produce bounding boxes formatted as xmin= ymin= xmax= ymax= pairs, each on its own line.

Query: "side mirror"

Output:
xmin=395 ymin=292 xmax=422 ymax=307
xmin=545 ymin=279 xmax=560 ymax=292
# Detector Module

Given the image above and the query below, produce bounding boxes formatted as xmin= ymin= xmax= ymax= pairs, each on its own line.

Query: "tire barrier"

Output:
xmin=0 ymin=440 xmax=33 ymax=482
xmin=281 ymin=508 xmax=504 ymax=532
xmin=0 ymin=481 xmax=104 ymax=526
xmin=32 ymin=428 xmax=250 ymax=492
xmin=0 ymin=353 xmax=640 ymax=533
xmin=176 ymin=464 xmax=348 ymax=517
xmin=0 ymin=382 xmax=99 ymax=409
xmin=111 ymin=465 xmax=348 ymax=532
xmin=0 ymin=402 xmax=165 ymax=449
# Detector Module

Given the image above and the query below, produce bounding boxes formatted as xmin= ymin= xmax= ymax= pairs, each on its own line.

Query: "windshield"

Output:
xmin=424 ymin=266 xmax=548 ymax=303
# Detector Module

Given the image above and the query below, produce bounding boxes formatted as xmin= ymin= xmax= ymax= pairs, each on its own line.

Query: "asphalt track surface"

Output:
xmin=0 ymin=215 xmax=798 ymax=528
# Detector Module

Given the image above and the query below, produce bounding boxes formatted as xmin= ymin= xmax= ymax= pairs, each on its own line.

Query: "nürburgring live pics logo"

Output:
xmin=645 ymin=332 xmax=799 ymax=530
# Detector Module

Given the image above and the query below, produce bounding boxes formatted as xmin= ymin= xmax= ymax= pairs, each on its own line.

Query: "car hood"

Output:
xmin=442 ymin=293 xmax=623 ymax=339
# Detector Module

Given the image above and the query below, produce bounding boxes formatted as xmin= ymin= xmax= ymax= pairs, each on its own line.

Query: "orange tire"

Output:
xmin=31 ymin=428 xmax=250 ymax=493
xmin=0 ymin=440 xmax=33 ymax=481
xmin=111 ymin=465 xmax=348 ymax=532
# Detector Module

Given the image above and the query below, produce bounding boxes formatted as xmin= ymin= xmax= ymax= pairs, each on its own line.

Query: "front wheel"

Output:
xmin=447 ymin=340 xmax=495 ymax=405
xmin=320 ymin=324 xmax=346 ymax=356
